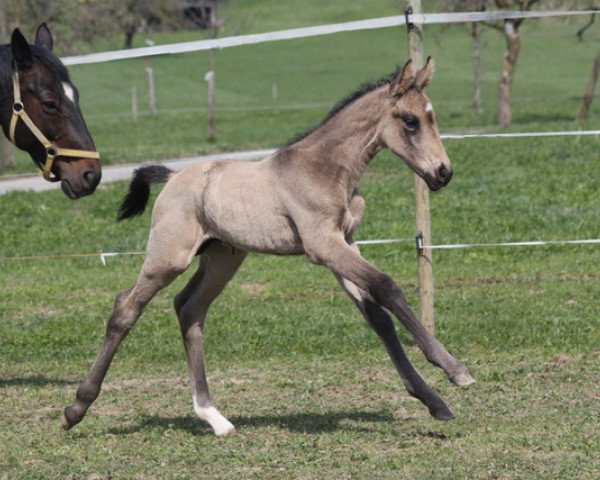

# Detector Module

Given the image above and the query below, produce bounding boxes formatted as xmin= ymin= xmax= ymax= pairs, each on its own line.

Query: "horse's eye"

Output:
xmin=41 ymin=100 xmax=60 ymax=114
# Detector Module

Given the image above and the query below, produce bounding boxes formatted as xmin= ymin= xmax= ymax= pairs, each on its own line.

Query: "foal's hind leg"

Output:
xmin=62 ymin=217 xmax=203 ymax=430
xmin=174 ymin=241 xmax=247 ymax=436
xmin=335 ymin=270 xmax=453 ymax=420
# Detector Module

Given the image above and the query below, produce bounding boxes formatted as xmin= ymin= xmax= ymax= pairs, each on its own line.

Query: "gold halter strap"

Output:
xmin=9 ymin=70 xmax=100 ymax=182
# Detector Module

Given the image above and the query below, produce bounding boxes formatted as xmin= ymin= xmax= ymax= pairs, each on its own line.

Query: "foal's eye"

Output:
xmin=402 ymin=115 xmax=420 ymax=132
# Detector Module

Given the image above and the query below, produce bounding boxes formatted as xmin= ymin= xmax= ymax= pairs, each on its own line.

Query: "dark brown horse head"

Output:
xmin=2 ymin=24 xmax=101 ymax=199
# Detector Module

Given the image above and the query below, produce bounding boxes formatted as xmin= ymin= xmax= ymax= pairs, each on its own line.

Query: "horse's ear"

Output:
xmin=11 ymin=29 xmax=33 ymax=70
xmin=389 ymin=59 xmax=415 ymax=97
xmin=415 ymin=57 xmax=435 ymax=90
xmin=34 ymin=23 xmax=53 ymax=51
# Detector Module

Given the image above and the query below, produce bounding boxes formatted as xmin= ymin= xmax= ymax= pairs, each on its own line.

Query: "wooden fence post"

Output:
xmin=578 ymin=50 xmax=600 ymax=121
xmin=406 ymin=0 xmax=435 ymax=336
xmin=131 ymin=86 xmax=138 ymax=121
xmin=206 ymin=49 xmax=218 ymax=141
xmin=145 ymin=60 xmax=157 ymax=116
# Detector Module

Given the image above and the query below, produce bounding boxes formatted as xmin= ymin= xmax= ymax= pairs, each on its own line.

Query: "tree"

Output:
xmin=439 ymin=0 xmax=490 ymax=115
xmin=576 ymin=9 xmax=600 ymax=121
xmin=491 ymin=0 xmax=540 ymax=128
xmin=1 ymin=1 xmax=227 ymax=54
xmin=439 ymin=0 xmax=585 ymax=127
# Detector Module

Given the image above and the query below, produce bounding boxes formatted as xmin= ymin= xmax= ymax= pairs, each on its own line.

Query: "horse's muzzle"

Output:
xmin=61 ymin=168 xmax=101 ymax=199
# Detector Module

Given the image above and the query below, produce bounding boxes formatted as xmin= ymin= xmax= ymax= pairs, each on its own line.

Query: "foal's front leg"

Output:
xmin=335 ymin=270 xmax=453 ymax=420
xmin=306 ymin=232 xmax=474 ymax=387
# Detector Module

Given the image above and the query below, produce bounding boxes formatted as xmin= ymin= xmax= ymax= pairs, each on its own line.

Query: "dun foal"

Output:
xmin=63 ymin=58 xmax=474 ymax=436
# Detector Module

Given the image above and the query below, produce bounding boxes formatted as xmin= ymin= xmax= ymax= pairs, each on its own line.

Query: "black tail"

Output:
xmin=117 ymin=164 xmax=174 ymax=221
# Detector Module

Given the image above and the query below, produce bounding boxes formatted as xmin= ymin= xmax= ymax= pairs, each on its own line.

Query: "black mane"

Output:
xmin=282 ymin=68 xmax=400 ymax=148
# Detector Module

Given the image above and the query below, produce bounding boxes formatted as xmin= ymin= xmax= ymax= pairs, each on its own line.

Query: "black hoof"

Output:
xmin=61 ymin=406 xmax=81 ymax=430
xmin=429 ymin=404 xmax=454 ymax=421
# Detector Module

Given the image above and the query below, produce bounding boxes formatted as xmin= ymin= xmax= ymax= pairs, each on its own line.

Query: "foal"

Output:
xmin=63 ymin=58 xmax=474 ymax=435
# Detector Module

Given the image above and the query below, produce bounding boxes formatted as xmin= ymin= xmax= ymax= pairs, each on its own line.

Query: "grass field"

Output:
xmin=1 ymin=1 xmax=600 ymax=478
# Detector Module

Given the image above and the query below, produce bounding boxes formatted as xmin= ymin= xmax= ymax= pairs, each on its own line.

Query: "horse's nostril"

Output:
xmin=83 ymin=170 xmax=97 ymax=189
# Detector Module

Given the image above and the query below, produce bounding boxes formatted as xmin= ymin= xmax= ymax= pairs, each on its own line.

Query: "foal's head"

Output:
xmin=381 ymin=58 xmax=451 ymax=191
xmin=2 ymin=24 xmax=101 ymax=198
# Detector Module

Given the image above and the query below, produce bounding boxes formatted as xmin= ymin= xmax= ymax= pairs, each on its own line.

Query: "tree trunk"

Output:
xmin=124 ymin=27 xmax=135 ymax=49
xmin=0 ymin=1 xmax=7 ymax=43
xmin=0 ymin=132 xmax=15 ymax=169
xmin=577 ymin=50 xmax=600 ymax=122
xmin=0 ymin=1 xmax=14 ymax=169
xmin=498 ymin=20 xmax=520 ymax=128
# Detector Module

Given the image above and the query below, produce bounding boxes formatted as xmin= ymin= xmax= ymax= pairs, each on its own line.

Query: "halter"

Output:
xmin=9 ymin=70 xmax=100 ymax=182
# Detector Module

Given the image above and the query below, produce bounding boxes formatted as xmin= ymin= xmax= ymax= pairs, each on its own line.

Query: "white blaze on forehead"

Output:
xmin=62 ymin=82 xmax=75 ymax=103
xmin=425 ymin=102 xmax=434 ymax=113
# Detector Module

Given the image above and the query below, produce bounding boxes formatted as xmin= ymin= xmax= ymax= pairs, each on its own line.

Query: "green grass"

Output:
xmin=1 ymin=2 xmax=600 ymax=478
xmin=1 ymin=142 xmax=599 ymax=478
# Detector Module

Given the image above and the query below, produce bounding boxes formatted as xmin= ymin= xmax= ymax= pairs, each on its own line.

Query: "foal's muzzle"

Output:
xmin=424 ymin=164 xmax=453 ymax=191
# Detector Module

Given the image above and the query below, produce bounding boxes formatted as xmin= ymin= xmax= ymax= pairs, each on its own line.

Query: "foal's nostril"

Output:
xmin=438 ymin=165 xmax=452 ymax=184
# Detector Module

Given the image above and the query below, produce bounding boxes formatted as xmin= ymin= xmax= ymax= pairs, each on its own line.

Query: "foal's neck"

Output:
xmin=294 ymin=86 xmax=387 ymax=192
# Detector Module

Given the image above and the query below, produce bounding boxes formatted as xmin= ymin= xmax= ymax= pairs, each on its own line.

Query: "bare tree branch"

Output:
xmin=577 ymin=10 xmax=598 ymax=41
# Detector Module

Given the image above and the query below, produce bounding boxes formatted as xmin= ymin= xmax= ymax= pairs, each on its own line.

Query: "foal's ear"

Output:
xmin=34 ymin=23 xmax=54 ymax=51
xmin=389 ymin=60 xmax=415 ymax=97
xmin=11 ymin=29 xmax=33 ymax=70
xmin=415 ymin=57 xmax=435 ymax=90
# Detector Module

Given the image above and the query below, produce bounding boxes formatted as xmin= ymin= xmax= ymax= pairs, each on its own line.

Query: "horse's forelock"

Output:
xmin=30 ymin=44 xmax=70 ymax=82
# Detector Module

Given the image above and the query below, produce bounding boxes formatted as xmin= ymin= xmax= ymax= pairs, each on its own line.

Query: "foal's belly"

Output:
xmin=204 ymin=215 xmax=304 ymax=256
xmin=202 ymin=166 xmax=304 ymax=255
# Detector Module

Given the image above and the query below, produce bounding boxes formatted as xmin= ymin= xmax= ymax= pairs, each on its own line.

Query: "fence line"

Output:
xmin=3 ymin=237 xmax=599 ymax=266
xmin=61 ymin=10 xmax=596 ymax=66
xmin=442 ymin=130 xmax=600 ymax=140
xmin=424 ymin=238 xmax=600 ymax=250
xmin=7 ymin=8 xmax=599 ymax=265
xmin=3 ymin=125 xmax=599 ymax=261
